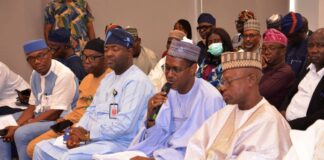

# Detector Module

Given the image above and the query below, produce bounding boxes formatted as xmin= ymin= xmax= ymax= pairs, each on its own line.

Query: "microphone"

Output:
xmin=150 ymin=83 xmax=172 ymax=121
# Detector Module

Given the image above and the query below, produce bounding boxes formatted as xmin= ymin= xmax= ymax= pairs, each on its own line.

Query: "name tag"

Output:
xmin=41 ymin=94 xmax=51 ymax=111
xmin=109 ymin=103 xmax=118 ymax=119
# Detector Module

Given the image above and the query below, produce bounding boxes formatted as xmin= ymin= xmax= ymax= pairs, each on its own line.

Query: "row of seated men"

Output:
xmin=0 ymin=14 xmax=324 ymax=160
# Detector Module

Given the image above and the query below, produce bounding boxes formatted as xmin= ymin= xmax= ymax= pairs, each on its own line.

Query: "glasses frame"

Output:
xmin=26 ymin=49 xmax=51 ymax=63
xmin=260 ymin=46 xmax=284 ymax=53
xmin=161 ymin=63 xmax=193 ymax=74
xmin=220 ymin=74 xmax=252 ymax=87
xmin=80 ymin=53 xmax=104 ymax=63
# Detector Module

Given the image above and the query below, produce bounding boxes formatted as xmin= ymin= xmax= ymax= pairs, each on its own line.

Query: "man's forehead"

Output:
xmin=310 ymin=32 xmax=324 ymax=42
xmin=244 ymin=30 xmax=259 ymax=35
xmin=165 ymin=55 xmax=187 ymax=66
xmin=83 ymin=49 xmax=101 ymax=55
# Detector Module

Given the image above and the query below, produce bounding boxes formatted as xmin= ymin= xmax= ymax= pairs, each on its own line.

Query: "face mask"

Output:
xmin=208 ymin=42 xmax=223 ymax=56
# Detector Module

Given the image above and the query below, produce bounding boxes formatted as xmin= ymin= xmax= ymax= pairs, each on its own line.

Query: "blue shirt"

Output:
xmin=128 ymin=78 xmax=225 ymax=160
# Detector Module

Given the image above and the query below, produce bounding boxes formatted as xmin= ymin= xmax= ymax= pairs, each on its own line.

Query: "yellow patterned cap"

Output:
xmin=221 ymin=52 xmax=262 ymax=72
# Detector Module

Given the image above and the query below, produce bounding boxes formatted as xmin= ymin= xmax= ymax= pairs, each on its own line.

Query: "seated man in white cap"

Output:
xmin=33 ymin=28 xmax=155 ymax=160
xmin=0 ymin=39 xmax=78 ymax=160
xmin=185 ymin=51 xmax=292 ymax=159
xmin=125 ymin=27 xmax=158 ymax=75
xmin=92 ymin=40 xmax=225 ymax=160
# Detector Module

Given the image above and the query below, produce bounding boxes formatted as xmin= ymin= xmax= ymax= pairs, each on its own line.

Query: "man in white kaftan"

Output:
xmin=185 ymin=51 xmax=292 ymax=160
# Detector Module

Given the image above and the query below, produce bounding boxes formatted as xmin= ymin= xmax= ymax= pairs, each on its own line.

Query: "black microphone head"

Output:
xmin=161 ymin=82 xmax=172 ymax=94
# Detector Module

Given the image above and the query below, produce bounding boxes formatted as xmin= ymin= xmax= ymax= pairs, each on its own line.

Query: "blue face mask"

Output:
xmin=208 ymin=42 xmax=223 ymax=56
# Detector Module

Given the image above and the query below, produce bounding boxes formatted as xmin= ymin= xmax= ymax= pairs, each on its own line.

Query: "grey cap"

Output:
xmin=168 ymin=40 xmax=200 ymax=62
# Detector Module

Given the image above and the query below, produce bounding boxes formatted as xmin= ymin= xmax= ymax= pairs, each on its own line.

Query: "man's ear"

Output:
xmin=190 ymin=63 xmax=198 ymax=75
xmin=127 ymin=47 xmax=134 ymax=57
xmin=247 ymin=73 xmax=258 ymax=87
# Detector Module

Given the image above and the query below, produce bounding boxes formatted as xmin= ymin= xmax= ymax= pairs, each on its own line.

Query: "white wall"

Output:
xmin=293 ymin=0 xmax=324 ymax=31
xmin=0 ymin=0 xmax=48 ymax=82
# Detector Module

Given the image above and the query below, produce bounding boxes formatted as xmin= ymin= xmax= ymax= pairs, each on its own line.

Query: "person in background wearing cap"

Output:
xmin=242 ymin=19 xmax=262 ymax=53
xmin=266 ymin=14 xmax=282 ymax=30
xmin=92 ymin=40 xmax=225 ymax=160
xmin=149 ymin=30 xmax=186 ymax=92
xmin=44 ymin=0 xmax=95 ymax=52
xmin=48 ymin=28 xmax=87 ymax=81
xmin=0 ymin=39 xmax=79 ymax=160
xmin=185 ymin=51 xmax=291 ymax=160
xmin=259 ymin=29 xmax=295 ymax=110
xmin=196 ymin=13 xmax=216 ymax=65
xmin=281 ymin=12 xmax=309 ymax=77
xmin=125 ymin=27 xmax=158 ymax=75
xmin=281 ymin=28 xmax=324 ymax=130
xmin=26 ymin=38 xmax=111 ymax=158
xmin=232 ymin=10 xmax=255 ymax=50
xmin=33 ymin=28 xmax=155 ymax=160
xmin=197 ymin=27 xmax=234 ymax=89
xmin=0 ymin=61 xmax=30 ymax=113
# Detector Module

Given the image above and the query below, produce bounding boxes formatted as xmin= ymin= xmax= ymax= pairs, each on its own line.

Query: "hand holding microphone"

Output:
xmin=147 ymin=83 xmax=171 ymax=122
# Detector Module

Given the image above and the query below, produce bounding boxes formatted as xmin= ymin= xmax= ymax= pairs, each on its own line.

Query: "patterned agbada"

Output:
xmin=44 ymin=0 xmax=94 ymax=50
xmin=185 ymin=98 xmax=292 ymax=160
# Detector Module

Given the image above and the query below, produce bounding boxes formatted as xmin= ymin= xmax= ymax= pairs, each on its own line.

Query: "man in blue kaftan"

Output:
xmin=33 ymin=28 xmax=155 ymax=160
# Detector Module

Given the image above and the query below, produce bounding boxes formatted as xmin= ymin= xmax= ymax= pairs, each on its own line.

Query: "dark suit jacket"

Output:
xmin=281 ymin=66 xmax=324 ymax=130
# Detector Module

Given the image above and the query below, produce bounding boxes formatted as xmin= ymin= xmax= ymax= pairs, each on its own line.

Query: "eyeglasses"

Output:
xmin=161 ymin=64 xmax=192 ymax=74
xmin=220 ymin=74 xmax=252 ymax=87
xmin=26 ymin=50 xmax=50 ymax=63
xmin=243 ymin=34 xmax=259 ymax=39
xmin=49 ymin=47 xmax=59 ymax=53
xmin=196 ymin=25 xmax=213 ymax=31
xmin=80 ymin=54 xmax=103 ymax=62
xmin=260 ymin=46 xmax=284 ymax=53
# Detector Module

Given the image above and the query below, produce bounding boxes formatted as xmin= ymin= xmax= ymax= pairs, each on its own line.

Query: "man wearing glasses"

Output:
xmin=92 ymin=40 xmax=225 ymax=160
xmin=0 ymin=39 xmax=78 ymax=160
xmin=232 ymin=10 xmax=255 ymax=50
xmin=196 ymin=13 xmax=216 ymax=65
xmin=48 ymin=28 xmax=87 ymax=81
xmin=26 ymin=38 xmax=111 ymax=158
xmin=33 ymin=28 xmax=155 ymax=160
xmin=185 ymin=51 xmax=291 ymax=160
xmin=242 ymin=19 xmax=262 ymax=53
xmin=259 ymin=29 xmax=295 ymax=110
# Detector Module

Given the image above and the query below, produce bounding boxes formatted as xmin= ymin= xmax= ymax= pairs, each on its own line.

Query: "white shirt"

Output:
xmin=148 ymin=57 xmax=166 ymax=92
xmin=29 ymin=60 xmax=77 ymax=115
xmin=0 ymin=61 xmax=29 ymax=109
xmin=234 ymin=99 xmax=263 ymax=130
xmin=133 ymin=46 xmax=158 ymax=75
xmin=286 ymin=64 xmax=324 ymax=121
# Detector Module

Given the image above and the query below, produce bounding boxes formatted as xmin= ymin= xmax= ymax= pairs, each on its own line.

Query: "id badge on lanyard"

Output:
xmin=109 ymin=89 xmax=119 ymax=119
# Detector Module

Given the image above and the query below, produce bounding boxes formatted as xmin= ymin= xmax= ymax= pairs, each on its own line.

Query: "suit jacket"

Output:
xmin=281 ymin=66 xmax=324 ymax=130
